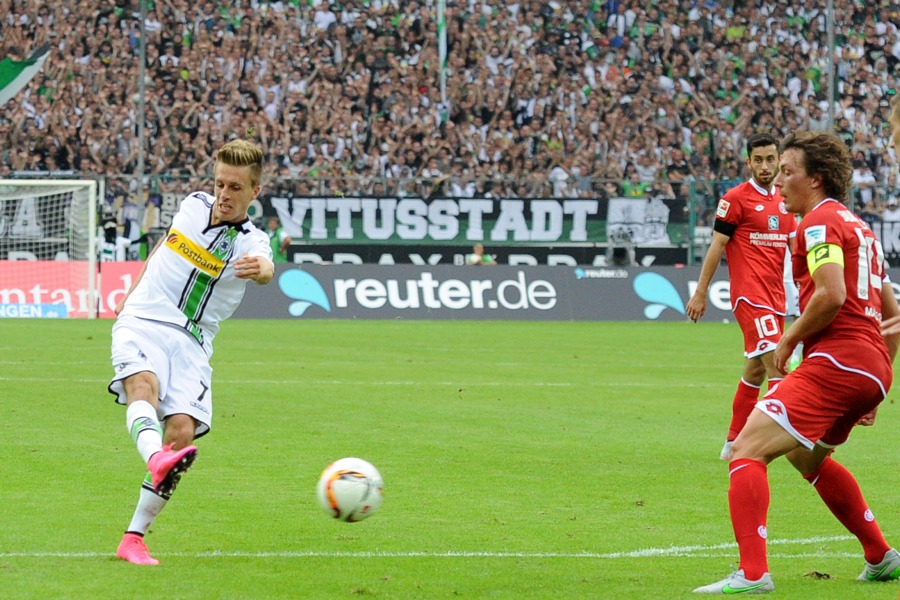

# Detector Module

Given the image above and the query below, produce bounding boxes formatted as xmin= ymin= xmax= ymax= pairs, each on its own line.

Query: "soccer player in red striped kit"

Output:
xmin=694 ymin=130 xmax=900 ymax=594
xmin=686 ymin=133 xmax=797 ymax=461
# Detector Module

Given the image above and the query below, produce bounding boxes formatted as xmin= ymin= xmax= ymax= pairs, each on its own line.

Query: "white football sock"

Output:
xmin=126 ymin=401 xmax=163 ymax=465
xmin=126 ymin=474 xmax=168 ymax=535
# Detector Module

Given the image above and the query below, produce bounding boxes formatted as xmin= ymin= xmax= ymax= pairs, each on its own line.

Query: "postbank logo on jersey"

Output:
xmin=165 ymin=228 xmax=226 ymax=276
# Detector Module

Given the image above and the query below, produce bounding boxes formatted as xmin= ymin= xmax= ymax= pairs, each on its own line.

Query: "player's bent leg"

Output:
xmin=147 ymin=443 xmax=197 ymax=496
xmin=741 ymin=356 xmax=767 ymax=386
xmin=797 ymin=451 xmax=894 ymax=568
xmin=147 ymin=414 xmax=199 ymax=496
xmin=731 ymin=409 xmax=802 ymax=465
xmin=122 ymin=372 xmax=166 ymax=466
xmin=118 ymin=468 xmax=184 ymax=565
xmin=162 ymin=413 xmax=197 ymax=449
xmin=122 ymin=371 xmax=160 ymax=408
xmin=785 ymin=443 xmax=832 ymax=477
xmin=695 ymin=413 xmax=794 ymax=594
xmin=757 ymin=352 xmax=782 ymax=390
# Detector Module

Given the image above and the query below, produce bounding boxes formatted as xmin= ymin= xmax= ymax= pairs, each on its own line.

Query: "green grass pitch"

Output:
xmin=1 ymin=319 xmax=898 ymax=599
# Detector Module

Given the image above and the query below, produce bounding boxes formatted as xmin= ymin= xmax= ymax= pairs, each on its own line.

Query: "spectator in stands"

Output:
xmin=621 ymin=163 xmax=650 ymax=198
xmin=882 ymin=196 xmax=900 ymax=223
xmin=465 ymin=243 xmax=496 ymax=266
xmin=0 ymin=0 xmax=898 ymax=228
xmin=265 ymin=216 xmax=291 ymax=264
xmin=851 ymin=157 xmax=879 ymax=212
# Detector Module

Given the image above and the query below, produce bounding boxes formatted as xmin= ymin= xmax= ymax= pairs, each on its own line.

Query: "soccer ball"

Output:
xmin=316 ymin=457 xmax=384 ymax=522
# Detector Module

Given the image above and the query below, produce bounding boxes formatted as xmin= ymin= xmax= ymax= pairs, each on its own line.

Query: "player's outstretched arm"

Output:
xmin=234 ymin=254 xmax=274 ymax=284
xmin=686 ymin=232 xmax=728 ymax=322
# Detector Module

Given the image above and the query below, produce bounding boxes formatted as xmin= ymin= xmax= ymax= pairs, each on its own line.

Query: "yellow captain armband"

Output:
xmin=807 ymin=243 xmax=844 ymax=275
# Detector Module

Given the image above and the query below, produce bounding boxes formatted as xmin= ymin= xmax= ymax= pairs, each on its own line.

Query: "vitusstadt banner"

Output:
xmin=264 ymin=195 xmax=687 ymax=246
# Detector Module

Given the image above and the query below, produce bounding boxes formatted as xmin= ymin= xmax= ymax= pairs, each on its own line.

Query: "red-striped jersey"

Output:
xmin=715 ymin=179 xmax=797 ymax=313
xmin=792 ymin=198 xmax=890 ymax=365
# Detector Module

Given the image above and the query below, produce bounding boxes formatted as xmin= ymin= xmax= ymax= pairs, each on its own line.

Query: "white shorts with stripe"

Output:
xmin=109 ymin=315 xmax=213 ymax=438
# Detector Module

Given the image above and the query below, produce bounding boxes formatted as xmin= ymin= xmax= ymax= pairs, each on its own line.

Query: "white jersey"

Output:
xmin=98 ymin=235 xmax=132 ymax=261
xmin=118 ymin=191 xmax=271 ymax=354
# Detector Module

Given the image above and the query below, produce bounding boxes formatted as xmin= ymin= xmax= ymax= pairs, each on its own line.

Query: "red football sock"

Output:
xmin=803 ymin=456 xmax=890 ymax=564
xmin=729 ymin=458 xmax=770 ymax=580
xmin=727 ymin=380 xmax=761 ymax=441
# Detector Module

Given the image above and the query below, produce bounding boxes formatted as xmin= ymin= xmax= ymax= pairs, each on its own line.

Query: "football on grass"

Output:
xmin=316 ymin=457 xmax=384 ymax=522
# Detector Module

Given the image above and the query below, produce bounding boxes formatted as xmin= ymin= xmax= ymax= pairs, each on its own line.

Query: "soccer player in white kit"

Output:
xmin=109 ymin=139 xmax=274 ymax=565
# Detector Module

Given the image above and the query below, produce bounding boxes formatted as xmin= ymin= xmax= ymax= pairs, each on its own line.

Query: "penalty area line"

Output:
xmin=0 ymin=535 xmax=856 ymax=560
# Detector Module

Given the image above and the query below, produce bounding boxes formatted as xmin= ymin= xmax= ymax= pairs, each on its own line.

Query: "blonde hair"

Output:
xmin=215 ymin=139 xmax=265 ymax=187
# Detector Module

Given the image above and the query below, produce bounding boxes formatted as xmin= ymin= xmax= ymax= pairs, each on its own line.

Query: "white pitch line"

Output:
xmin=0 ymin=375 xmax=733 ymax=389
xmin=0 ymin=535 xmax=857 ymax=559
xmin=0 ymin=376 xmax=576 ymax=387
xmin=603 ymin=535 xmax=855 ymax=558
xmin=0 ymin=361 xmax=99 ymax=366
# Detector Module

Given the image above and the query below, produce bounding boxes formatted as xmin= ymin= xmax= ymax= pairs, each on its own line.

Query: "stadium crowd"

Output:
xmin=1 ymin=0 xmax=899 ymax=221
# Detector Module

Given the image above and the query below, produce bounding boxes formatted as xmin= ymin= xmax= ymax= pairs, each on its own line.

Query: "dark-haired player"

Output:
xmin=686 ymin=133 xmax=797 ymax=460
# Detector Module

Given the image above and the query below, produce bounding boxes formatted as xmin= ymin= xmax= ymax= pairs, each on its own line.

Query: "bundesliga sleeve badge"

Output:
xmin=716 ymin=199 xmax=730 ymax=218
xmin=804 ymin=225 xmax=826 ymax=250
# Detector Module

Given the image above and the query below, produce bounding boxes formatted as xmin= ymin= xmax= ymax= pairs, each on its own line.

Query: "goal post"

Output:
xmin=0 ymin=178 xmax=99 ymax=318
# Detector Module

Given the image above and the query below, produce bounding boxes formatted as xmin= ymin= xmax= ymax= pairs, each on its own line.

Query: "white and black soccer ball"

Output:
xmin=316 ymin=457 xmax=384 ymax=522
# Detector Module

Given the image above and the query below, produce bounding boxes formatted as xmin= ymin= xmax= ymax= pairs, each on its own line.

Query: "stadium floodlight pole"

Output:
xmin=437 ymin=0 xmax=448 ymax=121
xmin=136 ymin=0 xmax=148 ymax=208
xmin=826 ymin=0 xmax=835 ymax=132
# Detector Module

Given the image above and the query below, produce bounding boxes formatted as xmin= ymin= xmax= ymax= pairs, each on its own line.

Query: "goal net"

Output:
xmin=0 ymin=179 xmax=98 ymax=318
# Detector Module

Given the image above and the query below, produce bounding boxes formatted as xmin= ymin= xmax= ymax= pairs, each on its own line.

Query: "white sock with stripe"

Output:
xmin=126 ymin=401 xmax=163 ymax=465
xmin=126 ymin=473 xmax=168 ymax=534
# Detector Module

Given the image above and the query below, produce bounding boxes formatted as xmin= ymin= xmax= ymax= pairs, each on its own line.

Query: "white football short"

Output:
xmin=109 ymin=315 xmax=212 ymax=438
